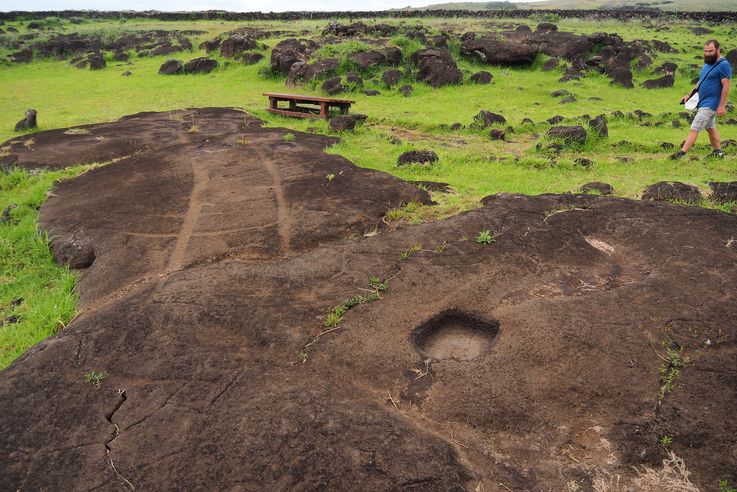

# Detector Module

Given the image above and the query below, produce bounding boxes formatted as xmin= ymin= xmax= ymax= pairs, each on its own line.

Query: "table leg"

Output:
xmin=320 ymin=102 xmax=328 ymax=118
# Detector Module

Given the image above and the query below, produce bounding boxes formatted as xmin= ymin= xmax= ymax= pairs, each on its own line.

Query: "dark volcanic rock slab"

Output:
xmin=1 ymin=109 xmax=736 ymax=491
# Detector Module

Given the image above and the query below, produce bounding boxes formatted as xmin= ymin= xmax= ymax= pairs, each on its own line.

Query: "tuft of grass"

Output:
xmin=658 ymin=346 xmax=690 ymax=402
xmin=475 ymin=229 xmax=494 ymax=244
xmin=322 ymin=276 xmax=388 ymax=329
xmin=84 ymin=370 xmax=107 ymax=387
xmin=282 ymin=132 xmax=295 ymax=142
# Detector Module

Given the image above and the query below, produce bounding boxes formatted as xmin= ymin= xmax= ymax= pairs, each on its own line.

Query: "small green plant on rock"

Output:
xmin=326 ymin=173 xmax=336 ymax=183
xmin=84 ymin=370 xmax=107 ymax=387
xmin=659 ymin=347 xmax=690 ymax=401
xmin=720 ymin=479 xmax=737 ymax=492
xmin=400 ymin=243 xmax=422 ymax=260
xmin=476 ymin=229 xmax=494 ymax=244
xmin=660 ymin=435 xmax=673 ymax=447
xmin=282 ymin=132 xmax=295 ymax=142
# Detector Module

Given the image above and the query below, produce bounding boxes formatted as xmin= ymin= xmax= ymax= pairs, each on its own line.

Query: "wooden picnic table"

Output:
xmin=264 ymin=93 xmax=355 ymax=119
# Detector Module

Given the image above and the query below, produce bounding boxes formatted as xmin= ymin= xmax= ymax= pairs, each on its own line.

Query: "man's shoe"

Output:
xmin=708 ymin=149 xmax=725 ymax=159
xmin=670 ymin=150 xmax=686 ymax=160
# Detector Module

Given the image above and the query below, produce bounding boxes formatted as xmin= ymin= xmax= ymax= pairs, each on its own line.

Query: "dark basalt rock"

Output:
xmin=460 ymin=37 xmax=538 ymax=66
xmin=345 ymin=72 xmax=363 ymax=87
xmin=382 ymin=69 xmax=402 ymax=88
xmin=149 ymin=44 xmax=183 ymax=57
xmin=50 ymin=232 xmax=96 ymax=269
xmin=112 ymin=51 xmax=129 ymax=62
xmin=642 ymin=74 xmax=674 ymax=89
xmin=362 ymin=89 xmax=380 ymax=96
xmin=642 ymin=181 xmax=702 ymax=203
xmin=469 ymin=71 xmax=493 ymax=84
xmin=351 ymin=50 xmax=386 ymax=70
xmin=490 ymin=129 xmax=505 ymax=141
xmin=15 ymin=109 xmax=37 ymax=132
xmin=287 ymin=58 xmax=338 ymax=85
xmin=474 ymin=110 xmax=506 ymax=127
xmin=547 ymin=126 xmax=587 ymax=145
xmin=411 ymin=48 xmax=462 ymax=88
xmin=220 ymin=35 xmax=260 ymax=58
xmin=241 ymin=53 xmax=264 ymax=65
xmin=575 ymin=157 xmax=593 ymax=167
xmin=184 ymin=57 xmax=218 ymax=74
xmin=536 ymin=22 xmax=558 ymax=32
xmin=383 ymin=47 xmax=402 ymax=66
xmin=655 ymin=62 xmax=678 ymax=74
xmin=329 ymin=115 xmax=355 ymax=132
xmin=199 ymin=39 xmax=221 ymax=53
xmin=541 ymin=57 xmax=559 ymax=71
xmin=589 ymin=115 xmax=608 ymax=138
xmin=159 ymin=59 xmax=184 ymax=75
xmin=322 ymin=76 xmax=343 ymax=95
xmin=580 ymin=181 xmax=613 ymax=195
xmin=270 ymin=38 xmax=311 ymax=75
xmin=546 ymin=115 xmax=564 ymax=125
xmin=121 ymin=71 xmax=132 ymax=76
xmin=398 ymin=84 xmax=413 ymax=97
xmin=708 ymin=181 xmax=737 ymax=204
xmin=397 ymin=150 xmax=438 ymax=166
xmin=10 ymin=49 xmax=32 ymax=63
xmin=609 ymin=67 xmax=634 ymax=88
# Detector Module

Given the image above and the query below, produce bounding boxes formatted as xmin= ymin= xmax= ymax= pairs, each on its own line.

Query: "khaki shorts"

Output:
xmin=691 ymin=108 xmax=717 ymax=131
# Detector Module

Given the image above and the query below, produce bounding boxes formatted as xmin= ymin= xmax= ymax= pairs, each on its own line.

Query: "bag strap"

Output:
xmin=696 ymin=58 xmax=726 ymax=91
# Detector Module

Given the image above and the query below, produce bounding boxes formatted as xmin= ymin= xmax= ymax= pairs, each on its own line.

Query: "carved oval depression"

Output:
xmin=412 ymin=309 xmax=499 ymax=361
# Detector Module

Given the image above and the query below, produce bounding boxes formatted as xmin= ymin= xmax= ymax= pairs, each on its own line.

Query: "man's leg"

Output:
xmin=707 ymin=128 xmax=720 ymax=149
xmin=681 ymin=129 xmax=700 ymax=152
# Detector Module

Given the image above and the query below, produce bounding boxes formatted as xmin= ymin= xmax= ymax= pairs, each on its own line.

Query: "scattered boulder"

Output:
xmin=184 ymin=57 xmax=218 ymax=74
xmin=726 ymin=49 xmax=737 ymax=72
xmin=159 ymin=59 xmax=183 ymax=75
xmin=351 ymin=50 xmax=386 ymax=70
xmin=362 ymin=89 xmax=380 ymax=96
xmin=382 ymin=69 xmax=402 ymax=88
xmin=655 ymin=62 xmax=678 ymax=75
xmin=383 ymin=47 xmax=402 ymax=66
xmin=398 ymin=84 xmax=413 ymax=97
xmin=112 ymin=51 xmax=129 ymax=62
xmin=575 ymin=158 xmax=593 ymax=167
xmin=559 ymin=95 xmax=577 ymax=104
xmin=14 ymin=109 xmax=37 ymax=132
xmin=397 ymin=150 xmax=438 ymax=166
xmin=537 ymin=22 xmax=558 ymax=32
xmin=410 ymin=181 xmax=452 ymax=193
xmin=322 ymin=76 xmax=343 ymax=95
xmin=329 ymin=115 xmax=355 ymax=132
xmin=469 ymin=71 xmax=493 ymax=84
xmin=149 ymin=44 xmax=183 ymax=57
xmin=270 ymin=38 xmax=311 ymax=75
xmin=287 ymin=59 xmax=338 ymax=85
xmin=641 ymin=182 xmax=702 ymax=203
xmin=241 ymin=53 xmax=264 ymax=65
xmin=589 ymin=115 xmax=608 ymax=138
xmin=708 ymin=182 xmax=737 ymax=204
xmin=551 ymin=89 xmax=573 ymax=98
xmin=541 ymin=58 xmax=560 ymax=71
xmin=199 ymin=39 xmax=221 ymax=53
xmin=345 ymin=72 xmax=363 ymax=87
xmin=429 ymin=35 xmax=448 ymax=49
xmin=121 ymin=70 xmax=132 ymax=76
xmin=450 ymin=123 xmax=463 ymax=130
xmin=547 ymin=126 xmax=587 ymax=146
xmin=10 ymin=49 xmax=33 ymax=63
xmin=460 ymin=37 xmax=538 ymax=65
xmin=411 ymin=48 xmax=462 ymax=88
xmin=546 ymin=115 xmax=564 ymax=125
xmin=0 ymin=204 xmax=17 ymax=225
xmin=50 ymin=232 xmax=96 ymax=269
xmin=642 ymin=74 xmax=674 ymax=89
xmin=608 ymin=67 xmax=634 ymax=88
xmin=220 ymin=35 xmax=260 ymax=58
xmin=6 ymin=26 xmax=19 ymax=33
xmin=490 ymin=129 xmax=505 ymax=141
xmin=474 ymin=110 xmax=506 ymax=127
xmin=580 ymin=182 xmax=613 ymax=195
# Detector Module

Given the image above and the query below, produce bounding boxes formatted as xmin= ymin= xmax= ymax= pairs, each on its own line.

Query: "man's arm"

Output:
xmin=718 ymin=77 xmax=730 ymax=116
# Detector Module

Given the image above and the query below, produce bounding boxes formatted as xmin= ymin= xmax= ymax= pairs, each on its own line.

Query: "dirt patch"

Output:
xmin=0 ymin=110 xmax=736 ymax=490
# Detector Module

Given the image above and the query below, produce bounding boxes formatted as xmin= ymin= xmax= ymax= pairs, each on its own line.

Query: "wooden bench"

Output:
xmin=264 ymin=93 xmax=355 ymax=119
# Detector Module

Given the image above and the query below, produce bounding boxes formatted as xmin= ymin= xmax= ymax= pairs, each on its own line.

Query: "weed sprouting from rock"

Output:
xmin=658 ymin=347 xmax=690 ymax=401
xmin=84 ymin=370 xmax=107 ymax=387
xmin=476 ymin=229 xmax=494 ymax=244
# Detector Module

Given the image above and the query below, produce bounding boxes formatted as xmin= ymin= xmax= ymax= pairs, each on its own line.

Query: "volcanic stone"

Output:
xmin=184 ymin=57 xmax=218 ymax=74
xmin=547 ymin=126 xmax=587 ymax=145
xmin=580 ymin=182 xmax=613 ymax=195
xmin=14 ymin=109 xmax=37 ymax=132
xmin=329 ymin=115 xmax=355 ymax=132
xmin=397 ymin=150 xmax=438 ymax=166
xmin=469 ymin=71 xmax=493 ymax=84
xmin=642 ymin=182 xmax=702 ymax=203
xmin=159 ymin=59 xmax=183 ymax=75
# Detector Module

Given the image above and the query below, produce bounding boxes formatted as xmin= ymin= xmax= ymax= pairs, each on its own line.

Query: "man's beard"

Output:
xmin=705 ymin=54 xmax=719 ymax=64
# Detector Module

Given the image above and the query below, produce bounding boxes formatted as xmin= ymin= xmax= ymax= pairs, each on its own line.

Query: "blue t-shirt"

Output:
xmin=698 ymin=58 xmax=732 ymax=110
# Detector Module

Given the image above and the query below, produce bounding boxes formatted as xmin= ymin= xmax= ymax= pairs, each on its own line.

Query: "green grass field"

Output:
xmin=0 ymin=14 xmax=736 ymax=367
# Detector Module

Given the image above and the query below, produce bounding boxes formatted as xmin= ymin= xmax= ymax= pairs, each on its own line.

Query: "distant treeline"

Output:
xmin=1 ymin=9 xmax=737 ymax=22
